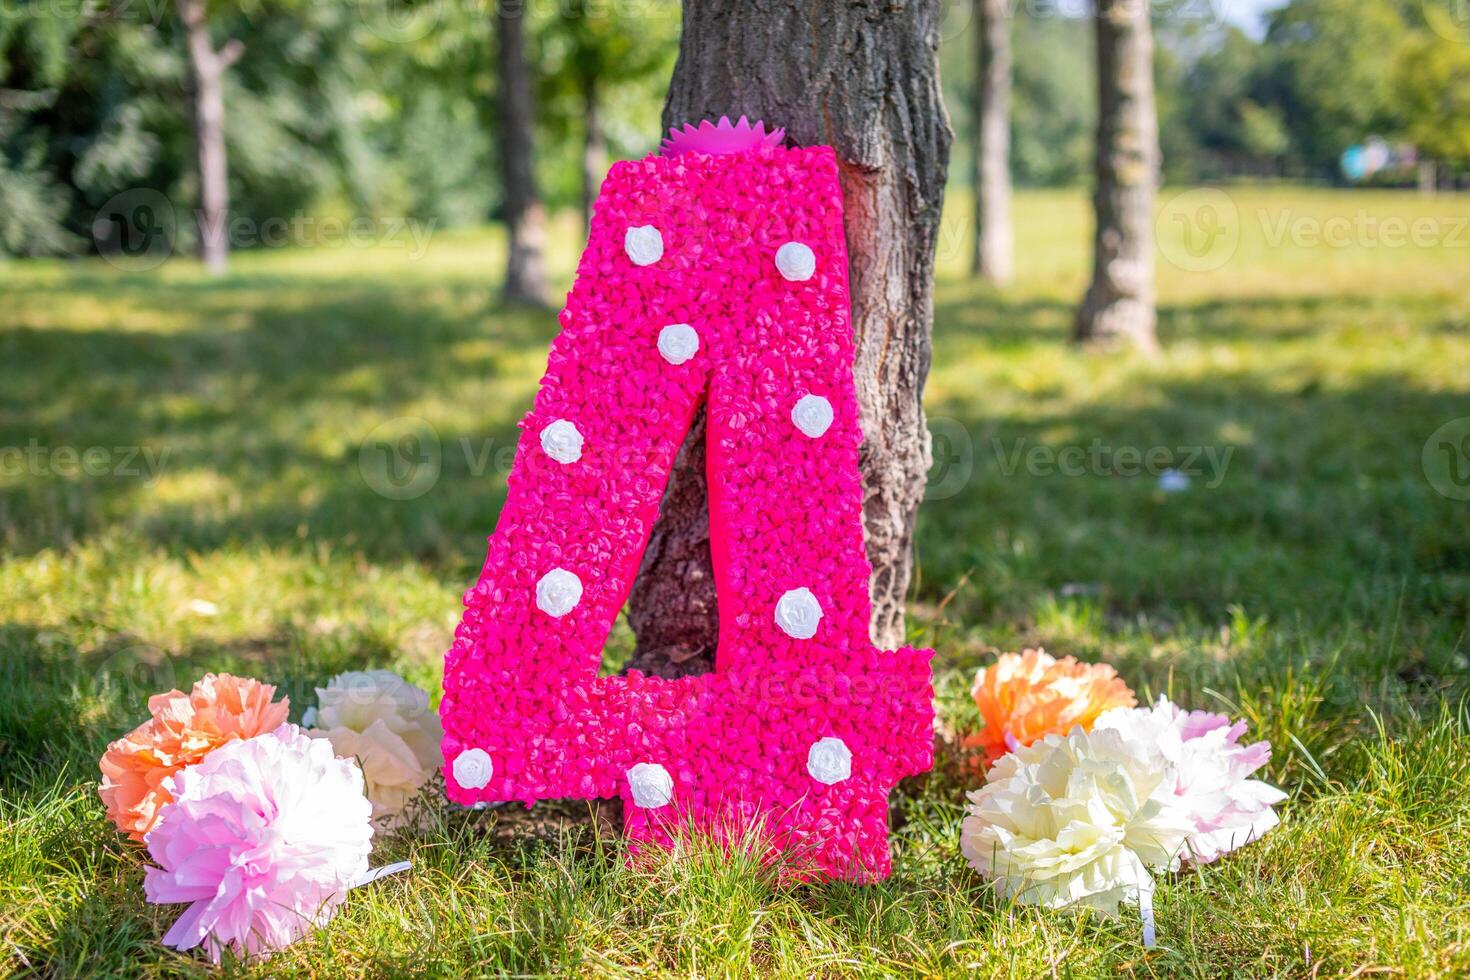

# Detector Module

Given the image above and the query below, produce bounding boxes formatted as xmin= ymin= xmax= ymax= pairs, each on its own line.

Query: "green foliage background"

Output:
xmin=3 ymin=0 xmax=1469 ymax=258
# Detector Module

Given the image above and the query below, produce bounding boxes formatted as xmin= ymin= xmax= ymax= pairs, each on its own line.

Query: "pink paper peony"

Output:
xmin=1095 ymin=696 xmax=1287 ymax=864
xmin=142 ymin=725 xmax=372 ymax=962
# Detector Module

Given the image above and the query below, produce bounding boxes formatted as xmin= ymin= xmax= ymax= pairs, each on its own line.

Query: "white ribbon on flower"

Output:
xmin=1136 ymin=880 xmax=1157 ymax=948
xmin=350 ymin=860 xmax=412 ymax=890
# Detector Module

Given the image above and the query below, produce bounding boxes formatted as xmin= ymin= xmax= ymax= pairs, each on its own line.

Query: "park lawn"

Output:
xmin=1 ymin=185 xmax=1469 ymax=977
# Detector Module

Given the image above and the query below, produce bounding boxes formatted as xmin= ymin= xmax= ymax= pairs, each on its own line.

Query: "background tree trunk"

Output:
xmin=177 ymin=0 xmax=240 ymax=277
xmin=972 ymin=0 xmax=1014 ymax=283
xmin=625 ymin=0 xmax=953 ymax=677
xmin=581 ymin=73 xmax=605 ymax=229
xmin=496 ymin=0 xmax=547 ymax=304
xmin=1417 ymin=159 xmax=1437 ymax=195
xmin=1074 ymin=0 xmax=1159 ymax=352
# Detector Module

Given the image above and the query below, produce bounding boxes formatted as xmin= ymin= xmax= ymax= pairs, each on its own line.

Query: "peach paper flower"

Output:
xmin=967 ymin=649 xmax=1136 ymax=769
xmin=99 ymin=673 xmax=290 ymax=841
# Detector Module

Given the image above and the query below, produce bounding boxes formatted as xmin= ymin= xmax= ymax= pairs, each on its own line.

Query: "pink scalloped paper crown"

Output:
xmin=660 ymin=115 xmax=785 ymax=157
xmin=440 ymin=123 xmax=933 ymax=882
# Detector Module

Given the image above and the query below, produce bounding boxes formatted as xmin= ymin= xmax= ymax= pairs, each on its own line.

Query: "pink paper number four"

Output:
xmin=440 ymin=134 xmax=934 ymax=881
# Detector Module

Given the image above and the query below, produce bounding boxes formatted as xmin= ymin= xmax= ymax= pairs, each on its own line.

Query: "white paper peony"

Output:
xmin=304 ymin=670 xmax=444 ymax=829
xmin=960 ymin=726 xmax=1192 ymax=915
xmin=1095 ymin=696 xmax=1286 ymax=864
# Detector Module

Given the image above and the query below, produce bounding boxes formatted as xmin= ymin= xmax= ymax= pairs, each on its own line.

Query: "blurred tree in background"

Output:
xmin=1392 ymin=9 xmax=1470 ymax=179
xmin=536 ymin=0 xmax=678 ymax=227
xmin=1257 ymin=0 xmax=1406 ymax=174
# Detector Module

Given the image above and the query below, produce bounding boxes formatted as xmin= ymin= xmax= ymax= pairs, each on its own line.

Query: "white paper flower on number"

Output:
xmin=806 ymin=737 xmax=853 ymax=785
xmin=452 ymin=748 xmax=493 ymax=790
xmin=535 ymin=568 xmax=583 ymax=618
xmin=627 ymin=762 xmax=673 ymax=808
xmin=539 ymin=419 xmax=583 ymax=464
xmin=775 ymin=241 xmax=816 ymax=281
xmin=625 ymin=225 xmax=664 ymax=266
xmin=657 ymin=323 xmax=700 ymax=365
xmin=775 ymin=587 xmax=823 ymax=639
xmin=960 ymin=726 xmax=1192 ymax=915
xmin=791 ymin=394 xmax=834 ymax=438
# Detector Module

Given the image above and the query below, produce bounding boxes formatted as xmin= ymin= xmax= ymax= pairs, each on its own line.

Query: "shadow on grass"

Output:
xmin=4 ymin=278 xmax=1467 ymax=625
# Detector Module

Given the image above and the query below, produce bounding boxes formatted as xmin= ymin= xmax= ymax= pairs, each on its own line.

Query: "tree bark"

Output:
xmin=972 ymin=0 xmax=1014 ymax=283
xmin=625 ymin=0 xmax=953 ymax=677
xmin=1074 ymin=0 xmax=1159 ymax=352
xmin=495 ymin=0 xmax=547 ymax=305
xmin=581 ymin=73 xmax=606 ymax=230
xmin=177 ymin=0 xmax=240 ymax=277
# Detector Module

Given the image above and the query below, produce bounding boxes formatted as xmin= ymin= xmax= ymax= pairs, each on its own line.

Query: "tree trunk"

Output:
xmin=581 ymin=73 xmax=606 ymax=230
xmin=177 ymin=0 xmax=239 ymax=277
xmin=625 ymin=0 xmax=953 ymax=677
xmin=1074 ymin=0 xmax=1159 ymax=352
xmin=495 ymin=0 xmax=547 ymax=305
xmin=972 ymin=0 xmax=1013 ymax=283
xmin=1417 ymin=159 xmax=1437 ymax=195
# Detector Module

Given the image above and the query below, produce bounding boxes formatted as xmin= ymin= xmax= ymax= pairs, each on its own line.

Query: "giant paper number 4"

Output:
xmin=440 ymin=118 xmax=934 ymax=880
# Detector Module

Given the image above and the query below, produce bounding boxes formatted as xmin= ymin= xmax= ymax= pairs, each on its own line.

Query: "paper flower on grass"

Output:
xmin=1096 ymin=696 xmax=1286 ymax=864
xmin=99 ymin=673 xmax=290 ymax=841
xmin=304 ymin=669 xmax=443 ymax=828
xmin=968 ymin=649 xmax=1136 ymax=768
xmin=143 ymin=725 xmax=372 ymax=962
xmin=960 ymin=726 xmax=1192 ymax=916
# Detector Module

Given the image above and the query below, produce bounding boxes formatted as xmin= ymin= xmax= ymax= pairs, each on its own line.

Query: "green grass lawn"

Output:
xmin=2 ymin=186 xmax=1469 ymax=976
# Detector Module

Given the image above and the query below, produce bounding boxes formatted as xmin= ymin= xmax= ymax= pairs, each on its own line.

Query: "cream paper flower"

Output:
xmin=960 ymin=725 xmax=1192 ymax=915
xmin=305 ymin=670 xmax=443 ymax=828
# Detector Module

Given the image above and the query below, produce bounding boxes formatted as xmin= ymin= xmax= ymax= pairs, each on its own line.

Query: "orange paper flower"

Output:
xmin=99 ymin=673 xmax=290 ymax=841
xmin=967 ymin=649 xmax=1136 ymax=769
